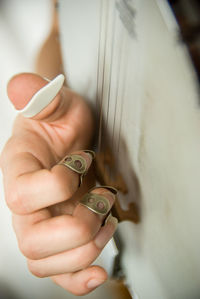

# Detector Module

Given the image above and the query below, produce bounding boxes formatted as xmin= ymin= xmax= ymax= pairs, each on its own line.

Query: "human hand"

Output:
xmin=0 ymin=73 xmax=118 ymax=295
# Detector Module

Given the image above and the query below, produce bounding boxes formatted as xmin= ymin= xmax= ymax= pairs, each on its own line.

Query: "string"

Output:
xmin=104 ymin=1 xmax=117 ymax=179
xmin=96 ymin=0 xmax=103 ymax=112
xmin=97 ymin=0 xmax=126 ymax=185
xmin=117 ymin=34 xmax=129 ymax=159
xmin=104 ymin=4 xmax=117 ymax=139
xmin=97 ymin=0 xmax=109 ymax=153
xmin=111 ymin=30 xmax=125 ymax=160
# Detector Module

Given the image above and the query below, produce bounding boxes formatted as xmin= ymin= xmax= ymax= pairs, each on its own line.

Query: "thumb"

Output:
xmin=7 ymin=73 xmax=65 ymax=121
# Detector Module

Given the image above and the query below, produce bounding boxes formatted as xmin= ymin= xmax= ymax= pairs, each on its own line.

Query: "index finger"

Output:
xmin=1 ymin=147 xmax=93 ymax=214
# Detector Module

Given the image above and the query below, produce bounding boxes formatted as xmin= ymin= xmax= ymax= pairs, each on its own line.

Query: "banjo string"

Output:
xmin=117 ymin=32 xmax=129 ymax=158
xmin=96 ymin=0 xmax=103 ymax=113
xmin=97 ymin=0 xmax=125 ymax=184
xmin=104 ymin=1 xmax=117 ymax=180
xmin=111 ymin=25 xmax=125 ymax=164
xmin=97 ymin=0 xmax=109 ymax=154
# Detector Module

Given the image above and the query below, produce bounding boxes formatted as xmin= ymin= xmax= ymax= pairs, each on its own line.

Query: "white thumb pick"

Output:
xmin=19 ymin=74 xmax=65 ymax=118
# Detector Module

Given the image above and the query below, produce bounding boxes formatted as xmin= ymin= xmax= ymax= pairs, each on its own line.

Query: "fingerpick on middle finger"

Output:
xmin=17 ymin=188 xmax=116 ymax=261
xmin=73 ymin=187 xmax=116 ymax=234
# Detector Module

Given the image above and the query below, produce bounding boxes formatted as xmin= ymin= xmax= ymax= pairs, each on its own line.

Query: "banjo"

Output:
xmin=55 ymin=0 xmax=200 ymax=298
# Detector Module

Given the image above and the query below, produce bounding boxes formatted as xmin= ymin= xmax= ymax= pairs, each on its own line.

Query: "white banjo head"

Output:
xmin=59 ymin=0 xmax=200 ymax=298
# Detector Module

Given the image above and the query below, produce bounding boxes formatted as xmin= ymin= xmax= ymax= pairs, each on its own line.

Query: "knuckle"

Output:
xmin=6 ymin=188 xmax=22 ymax=214
xmin=6 ymin=192 xmax=19 ymax=213
xmin=19 ymin=234 xmax=40 ymax=260
xmin=6 ymin=180 xmax=28 ymax=215
xmin=19 ymin=240 xmax=33 ymax=259
xmin=27 ymin=260 xmax=46 ymax=278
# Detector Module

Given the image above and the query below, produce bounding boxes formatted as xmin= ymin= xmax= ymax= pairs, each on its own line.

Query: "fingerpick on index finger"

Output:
xmin=5 ymin=150 xmax=94 ymax=215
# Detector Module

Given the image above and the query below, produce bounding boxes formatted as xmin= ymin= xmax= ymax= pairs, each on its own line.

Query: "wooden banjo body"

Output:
xmin=58 ymin=0 xmax=200 ymax=298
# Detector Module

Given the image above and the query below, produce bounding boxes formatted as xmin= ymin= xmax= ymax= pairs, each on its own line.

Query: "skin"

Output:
xmin=0 ymin=73 xmax=117 ymax=296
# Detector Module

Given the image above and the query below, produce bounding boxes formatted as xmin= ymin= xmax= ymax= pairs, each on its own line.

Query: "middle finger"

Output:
xmin=14 ymin=188 xmax=116 ymax=260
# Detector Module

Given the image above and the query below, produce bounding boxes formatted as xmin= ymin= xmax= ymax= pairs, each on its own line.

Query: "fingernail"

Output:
xmin=87 ymin=279 xmax=105 ymax=289
xmin=94 ymin=215 xmax=118 ymax=249
xmin=106 ymin=214 xmax=118 ymax=227
xmin=20 ymin=74 xmax=65 ymax=118
xmin=105 ymin=213 xmax=116 ymax=225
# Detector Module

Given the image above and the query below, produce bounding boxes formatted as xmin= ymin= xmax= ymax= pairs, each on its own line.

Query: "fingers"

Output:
xmin=13 ymin=189 xmax=116 ymax=260
xmin=6 ymin=150 xmax=94 ymax=214
xmin=13 ymin=186 xmax=118 ymax=296
xmin=2 ymin=73 xmax=94 ymax=215
xmin=14 ymin=187 xmax=117 ymax=296
xmin=27 ymin=215 xmax=117 ymax=277
xmin=51 ymin=266 xmax=107 ymax=296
